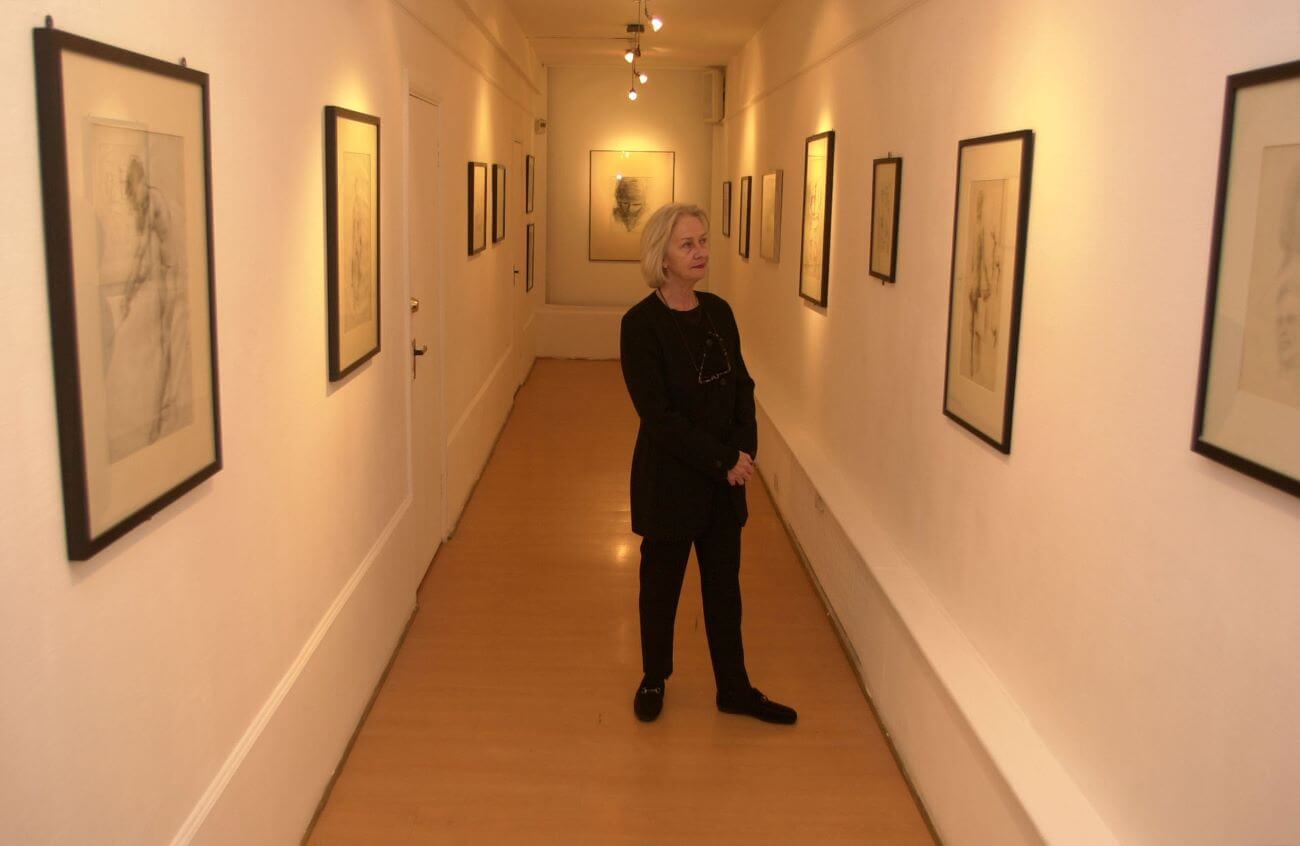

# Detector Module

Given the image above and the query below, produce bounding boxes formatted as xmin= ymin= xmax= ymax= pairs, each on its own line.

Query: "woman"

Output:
xmin=619 ymin=202 xmax=797 ymax=725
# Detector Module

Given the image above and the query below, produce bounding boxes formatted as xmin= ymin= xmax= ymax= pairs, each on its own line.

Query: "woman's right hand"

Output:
xmin=727 ymin=451 xmax=755 ymax=486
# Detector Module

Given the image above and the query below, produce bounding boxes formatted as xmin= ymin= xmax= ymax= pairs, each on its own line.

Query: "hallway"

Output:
xmin=307 ymin=359 xmax=935 ymax=843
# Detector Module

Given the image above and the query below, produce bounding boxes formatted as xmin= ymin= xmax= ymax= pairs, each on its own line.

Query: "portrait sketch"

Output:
xmin=1238 ymin=144 xmax=1300 ymax=409
xmin=493 ymin=163 xmax=506 ymax=244
xmin=799 ymin=131 xmax=835 ymax=305
xmin=589 ymin=150 xmax=674 ymax=261
xmin=943 ymin=130 xmax=1033 ymax=454
xmin=340 ymin=151 xmax=374 ymax=333
xmin=958 ymin=179 xmax=1006 ymax=391
xmin=526 ymin=154 xmax=535 ymax=214
xmin=326 ymin=106 xmax=380 ymax=381
xmin=526 ymin=222 xmax=536 ymax=292
xmin=738 ymin=176 xmax=752 ymax=258
xmin=91 ymin=122 xmax=194 ymax=463
xmin=761 ymin=170 xmax=782 ymax=262
xmin=870 ymin=157 xmax=902 ymax=282
xmin=469 ymin=161 xmax=487 ymax=255
xmin=36 ymin=28 xmax=221 ymax=559
xmin=1194 ymin=60 xmax=1300 ymax=498
xmin=722 ymin=181 xmax=732 ymax=238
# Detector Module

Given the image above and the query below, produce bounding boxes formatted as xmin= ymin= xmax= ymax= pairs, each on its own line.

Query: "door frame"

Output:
xmin=404 ymin=76 xmax=449 ymax=545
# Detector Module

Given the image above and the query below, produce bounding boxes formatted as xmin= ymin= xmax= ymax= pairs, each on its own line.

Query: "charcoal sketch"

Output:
xmin=960 ymin=178 xmax=1006 ymax=390
xmin=92 ymin=123 xmax=193 ymax=463
xmin=613 ymin=176 xmax=649 ymax=232
xmin=341 ymin=151 xmax=374 ymax=332
xmin=761 ymin=171 xmax=781 ymax=262
xmin=473 ymin=164 xmax=487 ymax=250
xmin=1239 ymin=144 xmax=1300 ymax=409
xmin=801 ymin=145 xmax=827 ymax=294
xmin=872 ymin=162 xmax=896 ymax=274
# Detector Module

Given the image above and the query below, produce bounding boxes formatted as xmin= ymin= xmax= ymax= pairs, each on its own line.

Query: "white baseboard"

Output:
xmin=174 ymin=498 xmax=419 ymax=846
xmin=446 ymin=346 xmax=520 ymax=527
xmin=754 ymin=401 xmax=1118 ymax=846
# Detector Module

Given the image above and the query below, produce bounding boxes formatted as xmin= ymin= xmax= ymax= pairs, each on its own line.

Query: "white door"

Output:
xmin=511 ymin=139 xmax=528 ymax=388
xmin=409 ymin=93 xmax=444 ymax=567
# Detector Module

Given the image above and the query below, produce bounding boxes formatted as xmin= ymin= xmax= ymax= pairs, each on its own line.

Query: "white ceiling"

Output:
xmin=503 ymin=0 xmax=785 ymax=67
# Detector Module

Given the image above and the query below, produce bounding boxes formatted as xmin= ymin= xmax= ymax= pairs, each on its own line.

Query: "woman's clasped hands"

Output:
xmin=727 ymin=451 xmax=755 ymax=486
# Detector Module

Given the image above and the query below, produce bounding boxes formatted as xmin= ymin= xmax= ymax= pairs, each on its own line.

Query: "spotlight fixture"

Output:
xmin=624 ymin=47 xmax=635 ymax=63
xmin=638 ymin=70 xmax=649 ymax=84
xmin=627 ymin=86 xmax=638 ymax=101
xmin=646 ymin=4 xmax=663 ymax=31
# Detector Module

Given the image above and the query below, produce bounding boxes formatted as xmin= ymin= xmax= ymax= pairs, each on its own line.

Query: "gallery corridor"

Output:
xmin=306 ymin=359 xmax=935 ymax=843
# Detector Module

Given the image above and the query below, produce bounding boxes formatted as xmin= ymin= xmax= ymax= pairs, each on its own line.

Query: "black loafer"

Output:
xmin=717 ymin=686 xmax=797 ymax=724
xmin=634 ymin=679 xmax=665 ymax=722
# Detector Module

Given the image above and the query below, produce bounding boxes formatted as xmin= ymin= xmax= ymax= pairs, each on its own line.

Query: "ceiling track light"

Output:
xmin=627 ymin=86 xmax=638 ymax=101
xmin=646 ymin=2 xmax=663 ymax=31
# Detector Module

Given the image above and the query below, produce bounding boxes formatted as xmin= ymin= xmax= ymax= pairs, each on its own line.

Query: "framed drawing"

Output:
xmin=525 ymin=154 xmax=535 ymax=214
xmin=738 ymin=176 xmax=752 ymax=258
xmin=942 ymin=129 xmax=1035 ymax=453
xmin=325 ymin=106 xmax=381 ymax=381
xmin=1193 ymin=58 xmax=1300 ymax=498
xmin=722 ymin=180 xmax=733 ymax=237
xmin=760 ymin=169 xmax=783 ymax=262
xmin=799 ymin=131 xmax=835 ymax=305
xmin=468 ymin=161 xmax=487 ymax=255
xmin=870 ymin=156 xmax=903 ymax=282
xmin=589 ymin=149 xmax=674 ymax=261
xmin=492 ymin=163 xmax=506 ymax=244
xmin=33 ymin=27 xmax=222 ymax=560
xmin=526 ymin=223 xmax=536 ymax=292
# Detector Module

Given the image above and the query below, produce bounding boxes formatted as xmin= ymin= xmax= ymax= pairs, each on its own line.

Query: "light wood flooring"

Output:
xmin=306 ymin=359 xmax=936 ymax=844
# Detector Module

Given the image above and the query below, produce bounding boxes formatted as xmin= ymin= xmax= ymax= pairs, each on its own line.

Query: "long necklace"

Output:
xmin=657 ymin=289 xmax=732 ymax=384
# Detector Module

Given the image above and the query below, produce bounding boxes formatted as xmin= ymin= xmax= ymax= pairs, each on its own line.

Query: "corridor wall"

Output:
xmin=0 ymin=1 xmax=543 ymax=843
xmin=537 ymin=66 xmax=717 ymax=358
xmin=714 ymin=0 xmax=1300 ymax=844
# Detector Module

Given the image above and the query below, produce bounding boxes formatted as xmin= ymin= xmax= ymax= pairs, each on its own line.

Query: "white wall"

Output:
xmin=536 ymin=66 xmax=716 ymax=358
xmin=0 ymin=1 xmax=542 ymax=843
xmin=716 ymin=1 xmax=1300 ymax=844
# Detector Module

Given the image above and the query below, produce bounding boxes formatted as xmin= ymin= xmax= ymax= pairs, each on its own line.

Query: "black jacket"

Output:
xmin=620 ymin=291 xmax=757 ymax=540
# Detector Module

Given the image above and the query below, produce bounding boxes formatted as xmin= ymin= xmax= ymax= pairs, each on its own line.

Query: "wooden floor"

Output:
xmin=307 ymin=359 xmax=935 ymax=844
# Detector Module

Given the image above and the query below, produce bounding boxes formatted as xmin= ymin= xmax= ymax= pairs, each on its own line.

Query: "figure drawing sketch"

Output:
xmin=960 ymin=178 xmax=1005 ymax=391
xmin=1239 ymin=144 xmax=1300 ymax=409
xmin=93 ymin=123 xmax=194 ymax=464
xmin=341 ymin=151 xmax=374 ymax=332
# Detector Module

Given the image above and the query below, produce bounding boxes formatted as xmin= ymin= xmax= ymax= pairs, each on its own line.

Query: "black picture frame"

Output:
xmin=33 ymin=27 xmax=222 ymax=560
xmin=869 ymin=156 xmax=903 ymax=282
xmin=492 ymin=163 xmax=506 ymax=244
xmin=799 ymin=130 xmax=835 ymax=306
xmin=738 ymin=176 xmax=752 ymax=258
xmin=941 ymin=129 xmax=1035 ymax=454
xmin=722 ymin=180 xmax=733 ymax=237
xmin=526 ymin=223 xmax=536 ymax=292
xmin=325 ymin=105 xmax=381 ymax=381
xmin=1192 ymin=58 xmax=1300 ymax=499
xmin=468 ymin=161 xmax=487 ymax=255
xmin=525 ymin=154 xmax=535 ymax=214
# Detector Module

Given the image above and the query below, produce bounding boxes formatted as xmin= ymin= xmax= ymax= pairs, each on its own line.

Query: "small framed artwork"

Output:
xmin=589 ymin=149 xmax=675 ymax=261
xmin=325 ymin=106 xmax=381 ymax=382
xmin=722 ymin=180 xmax=733 ymax=237
xmin=799 ymin=130 xmax=835 ymax=305
xmin=526 ymin=223 xmax=536 ymax=292
xmin=468 ymin=161 xmax=487 ymax=255
xmin=492 ymin=163 xmax=506 ymax=244
xmin=525 ymin=154 xmax=535 ymax=214
xmin=33 ymin=27 xmax=222 ymax=560
xmin=1193 ymin=58 xmax=1300 ymax=498
xmin=760 ymin=169 xmax=783 ymax=262
xmin=738 ymin=175 xmax=752 ymax=258
xmin=942 ymin=129 xmax=1035 ymax=453
xmin=870 ymin=156 xmax=903 ymax=282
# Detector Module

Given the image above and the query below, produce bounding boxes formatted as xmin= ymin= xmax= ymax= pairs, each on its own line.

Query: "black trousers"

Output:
xmin=638 ymin=484 xmax=751 ymax=696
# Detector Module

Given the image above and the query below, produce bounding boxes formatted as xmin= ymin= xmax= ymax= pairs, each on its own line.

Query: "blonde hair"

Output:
xmin=640 ymin=203 xmax=709 ymax=288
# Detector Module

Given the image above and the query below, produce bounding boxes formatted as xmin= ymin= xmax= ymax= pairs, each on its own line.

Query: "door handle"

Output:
xmin=412 ymin=340 xmax=428 ymax=379
xmin=410 ymin=297 xmax=421 ymax=313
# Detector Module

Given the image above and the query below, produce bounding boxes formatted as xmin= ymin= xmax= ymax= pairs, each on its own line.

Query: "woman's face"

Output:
xmin=663 ymin=215 xmax=709 ymax=285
